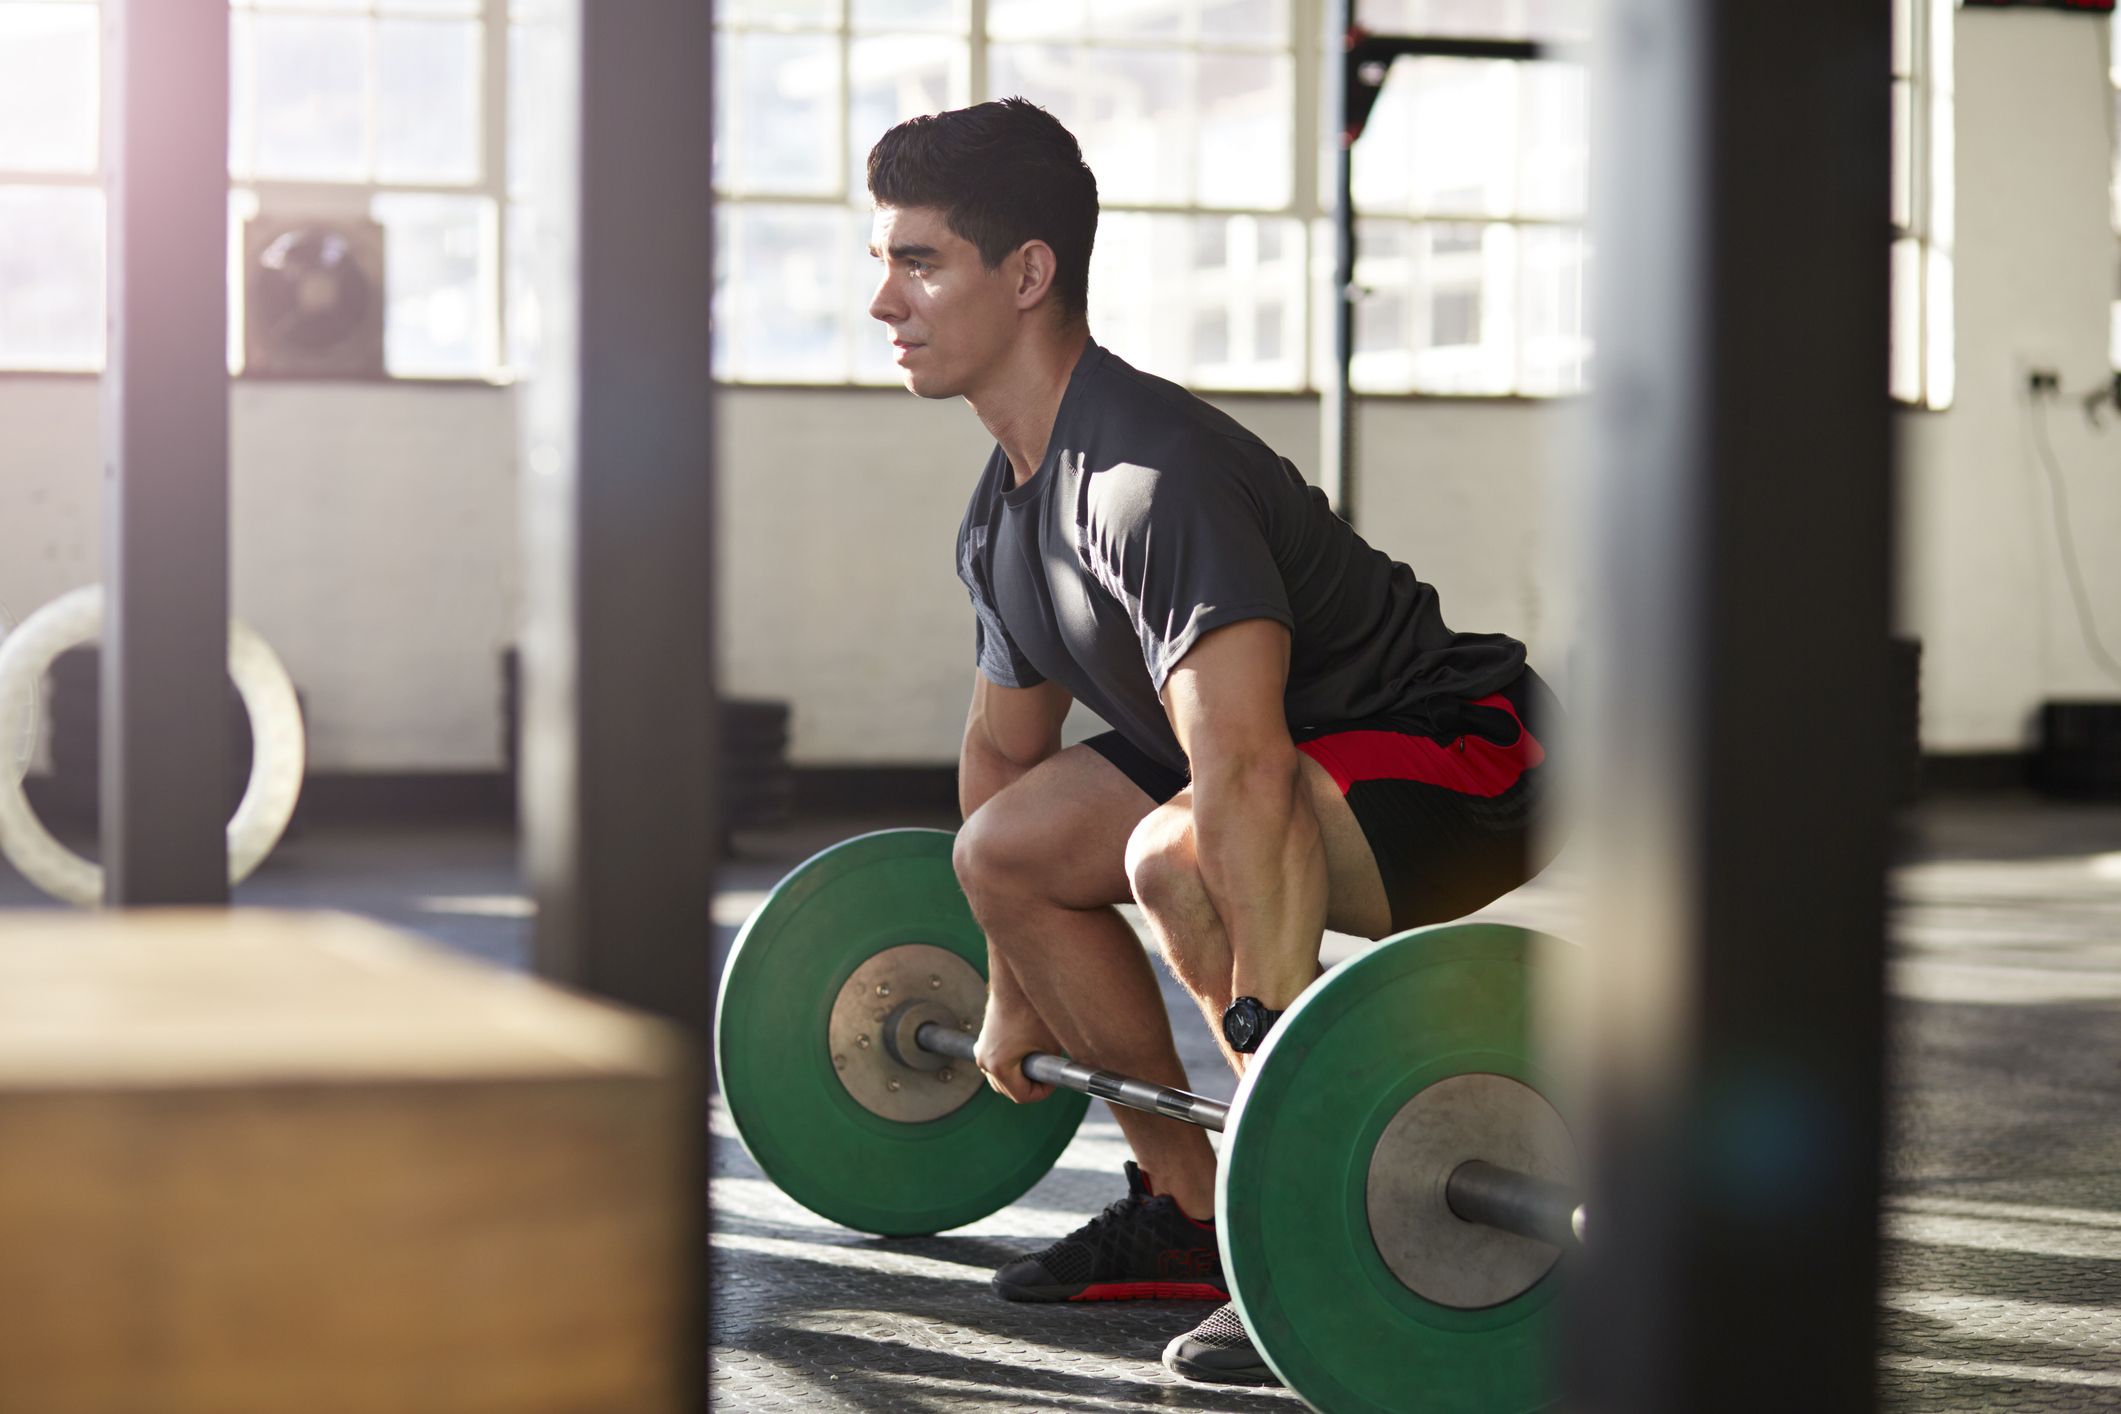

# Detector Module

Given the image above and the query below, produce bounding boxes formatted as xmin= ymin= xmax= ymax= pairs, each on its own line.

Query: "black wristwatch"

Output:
xmin=1221 ymin=996 xmax=1285 ymax=1054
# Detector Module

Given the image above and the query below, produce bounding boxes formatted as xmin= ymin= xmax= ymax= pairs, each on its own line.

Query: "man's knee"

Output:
xmin=1123 ymin=805 xmax=1200 ymax=917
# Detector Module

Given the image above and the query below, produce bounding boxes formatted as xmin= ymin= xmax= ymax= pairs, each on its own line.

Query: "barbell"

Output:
xmin=715 ymin=828 xmax=1587 ymax=1413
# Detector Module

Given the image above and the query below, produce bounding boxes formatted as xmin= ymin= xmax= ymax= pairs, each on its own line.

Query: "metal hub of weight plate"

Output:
xmin=1218 ymin=922 xmax=1582 ymax=1414
xmin=826 ymin=943 xmax=986 ymax=1122
xmin=1366 ymin=1072 xmax=1577 ymax=1308
xmin=715 ymin=829 xmax=1088 ymax=1236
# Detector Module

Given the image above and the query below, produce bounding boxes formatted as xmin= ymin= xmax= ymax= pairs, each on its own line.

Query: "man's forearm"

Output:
xmin=1190 ymin=750 xmax=1329 ymax=1012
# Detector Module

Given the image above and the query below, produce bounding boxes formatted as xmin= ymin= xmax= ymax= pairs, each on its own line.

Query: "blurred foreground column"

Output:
xmin=1568 ymin=1 xmax=1894 ymax=1410
xmin=517 ymin=5 xmax=714 ymax=1409
xmin=101 ymin=0 xmax=231 ymax=904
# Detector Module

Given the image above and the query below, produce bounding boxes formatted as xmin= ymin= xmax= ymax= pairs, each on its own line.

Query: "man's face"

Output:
xmin=866 ymin=204 xmax=1019 ymax=400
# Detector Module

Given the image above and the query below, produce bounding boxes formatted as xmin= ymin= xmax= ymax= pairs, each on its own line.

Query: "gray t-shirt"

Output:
xmin=955 ymin=340 xmax=1526 ymax=774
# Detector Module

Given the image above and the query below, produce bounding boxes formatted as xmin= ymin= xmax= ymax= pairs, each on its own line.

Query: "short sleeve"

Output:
xmin=956 ymin=509 xmax=1046 ymax=689
xmin=1080 ymin=448 xmax=1293 ymax=692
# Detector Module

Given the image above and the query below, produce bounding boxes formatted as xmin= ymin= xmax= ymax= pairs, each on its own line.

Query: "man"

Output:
xmin=864 ymin=99 xmax=1562 ymax=1387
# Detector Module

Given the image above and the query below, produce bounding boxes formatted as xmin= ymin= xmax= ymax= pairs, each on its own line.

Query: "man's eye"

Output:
xmin=907 ymin=260 xmax=930 ymax=275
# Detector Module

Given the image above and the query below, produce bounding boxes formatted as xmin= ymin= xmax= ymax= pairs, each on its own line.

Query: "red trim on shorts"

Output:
xmin=1295 ymin=692 xmax=1545 ymax=798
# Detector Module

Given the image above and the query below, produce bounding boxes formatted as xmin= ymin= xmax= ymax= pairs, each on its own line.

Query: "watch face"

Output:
xmin=1224 ymin=1000 xmax=1262 ymax=1051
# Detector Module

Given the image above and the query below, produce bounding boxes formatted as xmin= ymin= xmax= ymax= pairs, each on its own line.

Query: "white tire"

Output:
xmin=0 ymin=585 xmax=306 ymax=907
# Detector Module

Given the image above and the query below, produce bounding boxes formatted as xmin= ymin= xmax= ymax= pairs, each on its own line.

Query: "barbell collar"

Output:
xmin=1444 ymin=1159 xmax=1587 ymax=1251
xmin=914 ymin=1021 xmax=1232 ymax=1131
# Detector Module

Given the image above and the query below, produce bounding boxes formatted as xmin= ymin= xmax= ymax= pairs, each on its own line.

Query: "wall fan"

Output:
xmin=244 ymin=215 xmax=387 ymax=378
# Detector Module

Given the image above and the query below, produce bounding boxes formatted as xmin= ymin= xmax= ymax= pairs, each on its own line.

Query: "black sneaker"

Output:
xmin=992 ymin=1161 xmax=1227 ymax=1303
xmin=1161 ymin=1301 xmax=1280 ymax=1387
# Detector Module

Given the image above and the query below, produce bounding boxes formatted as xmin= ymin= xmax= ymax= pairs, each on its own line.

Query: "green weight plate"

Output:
xmin=715 ymin=828 xmax=1088 ymax=1236
xmin=1219 ymin=923 xmax=1583 ymax=1414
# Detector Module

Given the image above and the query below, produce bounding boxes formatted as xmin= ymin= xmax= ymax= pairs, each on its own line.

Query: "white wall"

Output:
xmin=0 ymin=380 xmax=518 ymax=772
xmin=1 ymin=5 xmax=2114 ymax=769
xmin=1900 ymin=7 xmax=2121 ymax=750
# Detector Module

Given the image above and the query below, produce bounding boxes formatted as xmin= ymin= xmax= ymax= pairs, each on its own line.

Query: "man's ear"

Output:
xmin=1013 ymin=240 xmax=1059 ymax=312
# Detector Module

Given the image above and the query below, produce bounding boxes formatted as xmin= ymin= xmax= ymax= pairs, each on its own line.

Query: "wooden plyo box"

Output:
xmin=0 ymin=910 xmax=697 ymax=1414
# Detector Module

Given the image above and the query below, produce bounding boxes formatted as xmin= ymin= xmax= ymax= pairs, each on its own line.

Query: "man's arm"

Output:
xmin=959 ymin=670 xmax=1073 ymax=819
xmin=958 ymin=670 xmax=1074 ymax=1099
xmin=1160 ymin=618 xmax=1328 ymax=1013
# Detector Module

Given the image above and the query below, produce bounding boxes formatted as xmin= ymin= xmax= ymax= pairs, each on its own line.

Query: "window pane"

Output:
xmin=1088 ymin=213 xmax=1302 ymax=391
xmin=255 ymin=14 xmax=371 ymax=181
xmin=509 ymin=19 xmax=568 ymax=200
xmin=1200 ymin=0 xmax=1287 ymax=45
xmin=993 ymin=46 xmax=1194 ymax=206
xmin=1891 ymin=79 xmax=1913 ymax=232
xmin=852 ymin=0 xmax=969 ymax=31
xmin=717 ymin=31 xmax=840 ymax=195
xmin=1347 ymin=219 xmax=1515 ymax=394
xmin=0 ymin=5 xmax=99 ymax=173
xmin=1353 ymin=59 xmax=1520 ymax=217
xmin=376 ymin=19 xmax=482 ymax=184
xmin=1889 ymin=237 xmax=1921 ymax=404
xmin=231 ymin=13 xmax=257 ymax=178
xmin=506 ymin=201 xmax=540 ymax=374
xmin=381 ymin=0 xmax=481 ymax=14
xmin=0 ymin=187 xmax=104 ymax=370
xmin=1517 ymin=224 xmax=1586 ymax=395
xmin=372 ymin=192 xmax=497 ymax=377
xmin=1358 ymin=0 xmax=1533 ymax=39
xmin=1197 ymin=52 xmax=1291 ymax=209
xmin=987 ymin=0 xmax=1086 ymax=40
xmin=229 ymin=189 xmax=259 ymax=374
xmin=720 ymin=0 xmax=839 ymax=27
xmin=848 ymin=35 xmax=970 ymax=199
xmin=1523 ymin=0 xmax=1590 ymax=43
xmin=1404 ymin=60 xmax=1514 ymax=216
xmin=1089 ymin=0 xmax=1186 ymax=42
xmin=1518 ymin=62 xmax=1585 ymax=220
xmin=719 ymin=205 xmax=850 ymax=381
xmin=1925 ymin=245 xmax=1953 ymax=408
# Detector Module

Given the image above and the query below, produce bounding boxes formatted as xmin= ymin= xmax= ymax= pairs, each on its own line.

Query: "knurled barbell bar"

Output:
xmin=899 ymin=1021 xmax=1587 ymax=1251
xmin=716 ymin=827 xmax=1587 ymax=1413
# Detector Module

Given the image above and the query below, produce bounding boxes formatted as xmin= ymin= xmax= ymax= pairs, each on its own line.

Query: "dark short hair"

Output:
xmin=866 ymin=98 xmax=1099 ymax=322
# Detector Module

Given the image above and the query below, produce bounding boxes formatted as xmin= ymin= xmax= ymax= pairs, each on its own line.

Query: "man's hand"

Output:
xmin=974 ymin=988 xmax=1065 ymax=1104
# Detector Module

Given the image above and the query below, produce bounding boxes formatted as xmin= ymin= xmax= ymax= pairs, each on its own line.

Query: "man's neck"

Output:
xmin=966 ymin=324 xmax=1091 ymax=488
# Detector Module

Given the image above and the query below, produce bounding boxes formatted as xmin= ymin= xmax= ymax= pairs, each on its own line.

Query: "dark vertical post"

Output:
xmin=101 ymin=0 xmax=232 ymax=906
xmin=519 ymin=4 xmax=714 ymax=1406
xmin=521 ymin=2 xmax=717 ymax=1036
xmin=1322 ymin=0 xmax=1357 ymax=518
xmin=1568 ymin=0 xmax=1894 ymax=1410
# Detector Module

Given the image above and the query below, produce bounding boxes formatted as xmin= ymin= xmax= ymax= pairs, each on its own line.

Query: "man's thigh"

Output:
xmin=966 ymin=741 xmax=1163 ymax=910
xmin=1301 ymin=758 xmax=1396 ymax=939
xmin=1143 ymin=763 xmax=1393 ymax=941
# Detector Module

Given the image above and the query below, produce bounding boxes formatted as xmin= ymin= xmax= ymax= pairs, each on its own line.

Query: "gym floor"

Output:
xmin=2 ymin=790 xmax=2114 ymax=1410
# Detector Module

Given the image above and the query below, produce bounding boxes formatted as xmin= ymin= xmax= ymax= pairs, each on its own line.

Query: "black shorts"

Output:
xmin=1084 ymin=668 xmax=1565 ymax=934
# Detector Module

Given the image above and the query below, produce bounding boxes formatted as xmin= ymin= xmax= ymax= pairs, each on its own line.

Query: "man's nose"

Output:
xmin=868 ymin=269 xmax=904 ymax=324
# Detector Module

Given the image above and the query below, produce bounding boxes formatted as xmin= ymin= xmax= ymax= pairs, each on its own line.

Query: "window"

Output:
xmin=1892 ymin=0 xmax=1954 ymax=408
xmin=0 ymin=0 xmax=104 ymax=371
xmin=1335 ymin=0 xmax=1590 ymax=396
xmin=713 ymin=0 xmax=1589 ymax=394
xmin=231 ymin=0 xmax=504 ymax=379
xmin=0 ymin=0 xmax=508 ymax=379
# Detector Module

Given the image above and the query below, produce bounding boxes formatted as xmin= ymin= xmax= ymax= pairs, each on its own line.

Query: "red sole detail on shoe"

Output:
xmin=1068 ymin=1282 xmax=1229 ymax=1302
